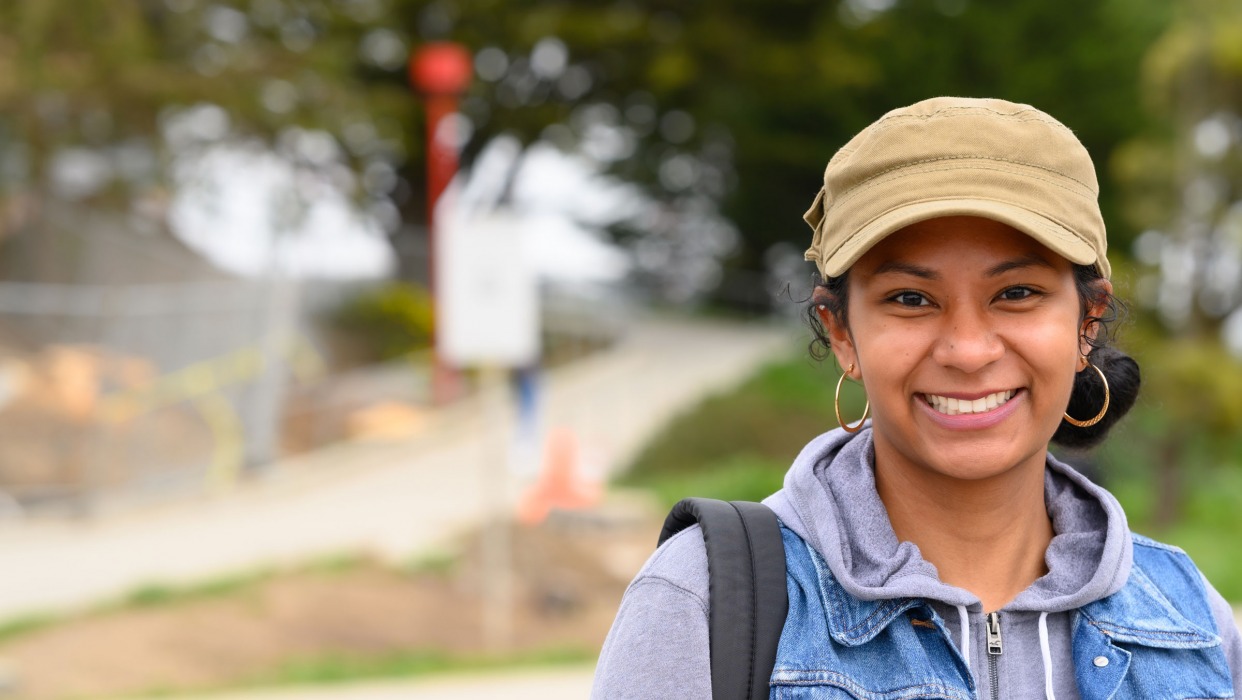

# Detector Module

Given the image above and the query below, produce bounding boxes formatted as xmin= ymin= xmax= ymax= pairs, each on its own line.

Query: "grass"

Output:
xmin=0 ymin=552 xmax=374 ymax=646
xmin=246 ymin=646 xmax=594 ymax=686
xmin=0 ymin=612 xmax=60 ymax=644
xmin=120 ymin=570 xmax=273 ymax=609
xmin=620 ymin=352 xmax=857 ymax=506
xmin=0 ymin=550 xmax=597 ymax=699
xmin=123 ymin=647 xmax=596 ymax=698
xmin=404 ymin=549 xmax=459 ymax=576
xmin=118 ymin=552 xmax=370 ymax=609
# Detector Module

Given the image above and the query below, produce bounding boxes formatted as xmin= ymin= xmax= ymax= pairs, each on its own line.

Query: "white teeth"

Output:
xmin=924 ymin=390 xmax=1016 ymax=416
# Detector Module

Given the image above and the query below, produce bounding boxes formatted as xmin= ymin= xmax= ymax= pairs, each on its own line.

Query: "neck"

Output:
xmin=874 ymin=445 xmax=1054 ymax=612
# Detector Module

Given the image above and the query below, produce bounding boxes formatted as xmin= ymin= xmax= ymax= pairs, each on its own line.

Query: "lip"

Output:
xmin=917 ymin=388 xmax=1025 ymax=431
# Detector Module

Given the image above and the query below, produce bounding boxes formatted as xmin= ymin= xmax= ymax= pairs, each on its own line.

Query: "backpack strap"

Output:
xmin=659 ymin=498 xmax=789 ymax=700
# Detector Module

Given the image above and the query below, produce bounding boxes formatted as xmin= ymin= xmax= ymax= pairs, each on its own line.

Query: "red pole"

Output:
xmin=425 ymin=93 xmax=460 ymax=222
xmin=410 ymin=43 xmax=472 ymax=404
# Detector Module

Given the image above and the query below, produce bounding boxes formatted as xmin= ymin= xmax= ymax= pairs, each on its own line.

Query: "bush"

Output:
xmin=331 ymin=283 xmax=435 ymax=362
xmin=620 ymin=353 xmax=860 ymax=505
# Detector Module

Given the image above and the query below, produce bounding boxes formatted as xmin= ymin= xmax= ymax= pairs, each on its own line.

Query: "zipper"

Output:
xmin=985 ymin=611 xmax=1003 ymax=700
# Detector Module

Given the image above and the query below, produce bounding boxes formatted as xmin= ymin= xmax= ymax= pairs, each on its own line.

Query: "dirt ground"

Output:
xmin=0 ymin=507 xmax=660 ymax=700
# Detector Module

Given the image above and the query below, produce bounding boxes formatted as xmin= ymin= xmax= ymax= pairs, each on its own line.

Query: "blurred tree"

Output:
xmin=1105 ymin=0 xmax=1242 ymax=530
xmin=0 ymin=0 xmax=1172 ymax=296
xmin=388 ymin=0 xmax=1171 ymax=304
xmin=0 ymin=0 xmax=416 ymax=278
xmin=1118 ymin=327 xmax=1242 ymax=526
xmin=1114 ymin=0 xmax=1242 ymax=338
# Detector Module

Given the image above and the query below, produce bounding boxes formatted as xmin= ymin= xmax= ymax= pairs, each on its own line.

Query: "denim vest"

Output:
xmin=771 ymin=527 xmax=1234 ymax=699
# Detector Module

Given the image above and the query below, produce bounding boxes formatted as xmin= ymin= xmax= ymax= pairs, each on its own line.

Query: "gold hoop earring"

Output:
xmin=835 ymin=363 xmax=870 ymax=434
xmin=1063 ymin=362 xmax=1110 ymax=428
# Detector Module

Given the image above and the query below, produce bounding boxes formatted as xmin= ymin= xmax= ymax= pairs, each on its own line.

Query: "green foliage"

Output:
xmin=1116 ymin=0 xmax=1242 ymax=333
xmin=404 ymin=550 xmax=459 ymax=577
xmin=1105 ymin=433 xmax=1242 ymax=600
xmin=1096 ymin=324 xmax=1242 ymax=599
xmin=0 ymin=0 xmax=418 ymax=191
xmin=621 ymin=351 xmax=860 ymax=504
xmin=419 ymin=0 xmax=1172 ymax=269
xmin=124 ymin=647 xmax=594 ymax=696
xmin=120 ymin=569 xmax=274 ymax=609
xmin=330 ymin=282 xmax=435 ymax=362
xmin=635 ymin=454 xmax=790 ymax=509
xmin=0 ymin=556 xmax=377 ymax=646
xmin=245 ymin=646 xmax=593 ymax=686
xmin=0 ymin=613 xmax=59 ymax=644
xmin=2 ymin=0 xmax=1178 ymax=281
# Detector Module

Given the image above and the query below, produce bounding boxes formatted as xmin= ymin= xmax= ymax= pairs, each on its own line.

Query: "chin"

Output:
xmin=904 ymin=432 xmax=1049 ymax=483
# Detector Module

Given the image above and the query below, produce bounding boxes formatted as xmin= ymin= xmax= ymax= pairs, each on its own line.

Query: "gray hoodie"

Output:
xmin=592 ymin=428 xmax=1242 ymax=698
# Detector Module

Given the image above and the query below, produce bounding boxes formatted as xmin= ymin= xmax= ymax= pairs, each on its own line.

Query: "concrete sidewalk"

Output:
xmin=0 ymin=314 xmax=796 ymax=622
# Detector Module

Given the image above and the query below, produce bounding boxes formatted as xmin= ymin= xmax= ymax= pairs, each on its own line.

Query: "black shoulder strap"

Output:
xmin=659 ymin=497 xmax=789 ymax=700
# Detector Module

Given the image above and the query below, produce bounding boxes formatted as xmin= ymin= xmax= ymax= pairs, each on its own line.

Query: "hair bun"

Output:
xmin=1051 ymin=347 xmax=1141 ymax=449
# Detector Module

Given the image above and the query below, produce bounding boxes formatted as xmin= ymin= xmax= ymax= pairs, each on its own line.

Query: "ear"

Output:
xmin=817 ymin=304 xmax=860 ymax=378
xmin=1078 ymin=279 xmax=1113 ymax=362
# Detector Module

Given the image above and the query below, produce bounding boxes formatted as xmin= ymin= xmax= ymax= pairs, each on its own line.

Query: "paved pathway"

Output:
xmin=0 ymin=314 xmax=796 ymax=622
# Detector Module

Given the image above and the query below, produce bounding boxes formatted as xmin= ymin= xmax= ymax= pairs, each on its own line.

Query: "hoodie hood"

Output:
xmin=762 ymin=427 xmax=1132 ymax=613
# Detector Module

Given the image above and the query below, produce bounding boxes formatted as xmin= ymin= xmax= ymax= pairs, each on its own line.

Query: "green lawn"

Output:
xmin=620 ymin=352 xmax=855 ymax=504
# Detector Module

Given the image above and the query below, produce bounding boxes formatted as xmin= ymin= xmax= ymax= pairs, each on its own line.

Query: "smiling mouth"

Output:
xmin=923 ymin=390 xmax=1017 ymax=416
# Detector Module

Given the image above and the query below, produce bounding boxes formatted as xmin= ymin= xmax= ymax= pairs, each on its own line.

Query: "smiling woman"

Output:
xmin=593 ymin=98 xmax=1242 ymax=700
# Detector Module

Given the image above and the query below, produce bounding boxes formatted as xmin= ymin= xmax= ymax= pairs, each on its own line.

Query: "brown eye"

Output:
xmin=891 ymin=291 xmax=929 ymax=307
xmin=999 ymin=286 xmax=1035 ymax=301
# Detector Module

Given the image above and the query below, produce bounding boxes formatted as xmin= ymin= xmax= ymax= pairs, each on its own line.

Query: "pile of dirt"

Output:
xmin=0 ymin=510 xmax=659 ymax=699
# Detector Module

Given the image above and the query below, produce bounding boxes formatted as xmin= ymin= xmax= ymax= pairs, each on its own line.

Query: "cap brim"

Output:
xmin=822 ymin=198 xmax=1106 ymax=278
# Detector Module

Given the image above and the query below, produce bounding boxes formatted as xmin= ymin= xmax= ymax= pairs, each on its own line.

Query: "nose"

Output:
xmin=931 ymin=305 xmax=1004 ymax=374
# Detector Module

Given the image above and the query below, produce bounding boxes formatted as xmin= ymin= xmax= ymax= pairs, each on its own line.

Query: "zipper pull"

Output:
xmin=986 ymin=611 xmax=1003 ymax=655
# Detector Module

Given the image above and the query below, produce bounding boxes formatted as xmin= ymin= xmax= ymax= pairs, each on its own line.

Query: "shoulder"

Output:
xmin=1130 ymin=532 xmax=1186 ymax=554
xmin=628 ymin=524 xmax=710 ymax=612
xmin=1199 ymin=575 xmax=1242 ymax=688
xmin=1129 ymin=532 xmax=1204 ymax=594
xmin=1128 ymin=532 xmax=1232 ymax=637
xmin=1131 ymin=533 xmax=1241 ymax=629
xmin=1130 ymin=532 xmax=1199 ymax=579
xmin=593 ymin=526 xmax=713 ymax=699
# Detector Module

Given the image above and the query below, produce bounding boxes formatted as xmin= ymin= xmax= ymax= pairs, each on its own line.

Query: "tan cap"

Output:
xmin=803 ymin=97 xmax=1110 ymax=279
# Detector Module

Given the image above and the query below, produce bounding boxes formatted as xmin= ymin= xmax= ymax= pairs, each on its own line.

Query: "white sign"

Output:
xmin=435 ymin=212 xmax=540 ymax=367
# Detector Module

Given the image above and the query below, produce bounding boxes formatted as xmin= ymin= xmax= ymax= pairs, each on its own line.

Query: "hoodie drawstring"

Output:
xmin=955 ymin=607 xmax=1055 ymax=699
xmin=1038 ymin=611 xmax=1055 ymax=700
xmin=956 ymin=605 xmax=971 ymax=673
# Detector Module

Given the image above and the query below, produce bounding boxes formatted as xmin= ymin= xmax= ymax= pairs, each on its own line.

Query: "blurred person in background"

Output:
xmin=593 ymin=97 xmax=1242 ymax=698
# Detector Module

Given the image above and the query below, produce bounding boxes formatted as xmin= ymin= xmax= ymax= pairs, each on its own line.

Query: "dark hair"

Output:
xmin=805 ymin=264 xmax=1140 ymax=449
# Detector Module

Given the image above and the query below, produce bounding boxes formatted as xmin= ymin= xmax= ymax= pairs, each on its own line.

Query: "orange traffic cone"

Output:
xmin=517 ymin=426 xmax=602 ymax=525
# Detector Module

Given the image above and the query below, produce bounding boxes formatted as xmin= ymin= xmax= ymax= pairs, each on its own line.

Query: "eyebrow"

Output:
xmin=871 ymin=261 xmax=940 ymax=280
xmin=984 ymin=254 xmax=1057 ymax=277
xmin=871 ymin=254 xmax=1056 ymax=280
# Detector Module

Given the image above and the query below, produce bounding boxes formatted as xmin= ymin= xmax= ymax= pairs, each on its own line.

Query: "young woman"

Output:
xmin=593 ymin=97 xmax=1242 ymax=699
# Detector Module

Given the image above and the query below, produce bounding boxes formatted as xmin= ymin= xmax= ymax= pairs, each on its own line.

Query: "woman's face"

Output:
xmin=824 ymin=216 xmax=1107 ymax=483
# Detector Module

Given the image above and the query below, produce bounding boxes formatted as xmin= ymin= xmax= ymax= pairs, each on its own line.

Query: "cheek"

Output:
xmin=1019 ymin=307 xmax=1082 ymax=353
xmin=1006 ymin=315 xmax=1082 ymax=391
xmin=851 ymin=319 xmax=933 ymax=382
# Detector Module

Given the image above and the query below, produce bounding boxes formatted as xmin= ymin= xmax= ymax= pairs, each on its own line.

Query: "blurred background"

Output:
xmin=0 ymin=0 xmax=1241 ymax=697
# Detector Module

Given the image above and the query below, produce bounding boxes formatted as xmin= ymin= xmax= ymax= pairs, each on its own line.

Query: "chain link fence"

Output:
xmin=0 ymin=278 xmax=317 ymax=518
